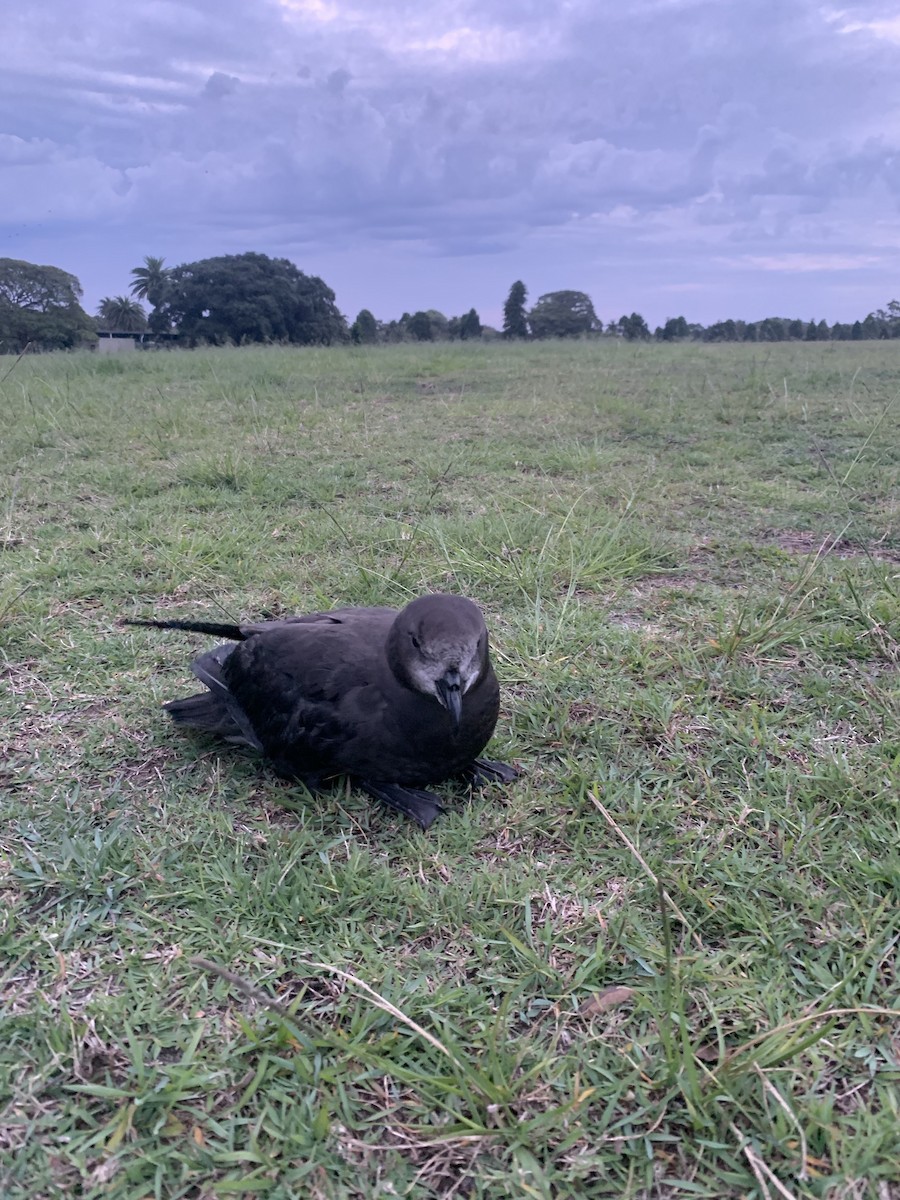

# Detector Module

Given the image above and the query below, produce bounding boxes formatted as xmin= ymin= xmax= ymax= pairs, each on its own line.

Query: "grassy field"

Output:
xmin=1 ymin=339 xmax=898 ymax=1199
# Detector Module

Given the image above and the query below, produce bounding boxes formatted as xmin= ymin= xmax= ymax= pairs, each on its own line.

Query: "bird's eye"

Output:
xmin=410 ymin=634 xmax=421 ymax=650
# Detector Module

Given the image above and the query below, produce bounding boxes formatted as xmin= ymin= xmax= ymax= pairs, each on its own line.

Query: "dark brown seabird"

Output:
xmin=125 ymin=594 xmax=517 ymax=828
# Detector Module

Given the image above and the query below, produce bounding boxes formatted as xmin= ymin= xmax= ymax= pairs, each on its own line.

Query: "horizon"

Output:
xmin=10 ymin=247 xmax=898 ymax=335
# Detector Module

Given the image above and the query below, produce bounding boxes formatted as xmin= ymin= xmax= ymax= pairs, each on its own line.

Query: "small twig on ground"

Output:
xmin=588 ymin=789 xmax=704 ymax=950
xmin=729 ymin=1121 xmax=799 ymax=1200
xmin=190 ymin=955 xmax=294 ymax=1016
xmin=754 ymin=1064 xmax=809 ymax=1181
xmin=727 ymin=1005 xmax=900 ymax=1064
xmin=190 ymin=954 xmax=466 ymax=1073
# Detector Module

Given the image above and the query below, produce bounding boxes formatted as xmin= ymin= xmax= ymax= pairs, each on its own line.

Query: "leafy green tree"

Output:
xmin=0 ymin=257 xmax=95 ymax=352
xmin=351 ymin=308 xmax=378 ymax=344
xmin=129 ymin=256 xmax=169 ymax=307
xmin=97 ymin=296 xmax=148 ymax=332
xmin=502 ymin=280 xmax=529 ymax=339
xmin=817 ymin=319 xmax=829 ymax=340
xmin=130 ymin=255 xmax=170 ymax=333
xmin=383 ymin=317 xmax=408 ymax=342
xmin=866 ymin=309 xmax=899 ymax=337
xmin=862 ymin=314 xmax=880 ymax=338
xmin=616 ymin=312 xmax=649 ymax=341
xmin=758 ymin=318 xmax=786 ymax=341
xmin=804 ymin=318 xmax=819 ymax=341
xmin=407 ymin=311 xmax=434 ymax=341
xmin=459 ymin=308 xmax=482 ymax=340
xmin=851 ymin=320 xmax=863 ymax=340
xmin=158 ymin=253 xmax=347 ymax=346
xmin=787 ymin=319 xmax=804 ymax=339
xmin=425 ymin=310 xmax=450 ymax=340
xmin=531 ymin=291 xmax=600 ymax=338
xmin=659 ymin=316 xmax=689 ymax=341
xmin=705 ymin=319 xmax=737 ymax=342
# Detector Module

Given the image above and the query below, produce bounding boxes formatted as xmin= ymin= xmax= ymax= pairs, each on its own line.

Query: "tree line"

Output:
xmin=498 ymin=283 xmax=900 ymax=343
xmin=2 ymin=253 xmax=900 ymax=353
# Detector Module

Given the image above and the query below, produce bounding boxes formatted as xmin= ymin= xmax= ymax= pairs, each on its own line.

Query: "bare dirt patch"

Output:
xmin=760 ymin=528 xmax=900 ymax=562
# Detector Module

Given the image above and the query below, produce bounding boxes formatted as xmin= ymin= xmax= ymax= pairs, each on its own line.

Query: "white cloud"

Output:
xmin=837 ymin=15 xmax=900 ymax=45
xmin=277 ymin=0 xmax=556 ymax=64
xmin=280 ymin=0 xmax=341 ymax=19
xmin=717 ymin=253 xmax=883 ymax=272
xmin=395 ymin=25 xmax=533 ymax=63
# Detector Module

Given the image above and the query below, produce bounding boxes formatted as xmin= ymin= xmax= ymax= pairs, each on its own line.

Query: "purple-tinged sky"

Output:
xmin=3 ymin=0 xmax=900 ymax=329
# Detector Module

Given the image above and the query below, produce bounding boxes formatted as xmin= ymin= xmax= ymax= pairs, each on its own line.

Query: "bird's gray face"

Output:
xmin=405 ymin=634 xmax=484 ymax=729
xmin=388 ymin=596 xmax=490 ymax=731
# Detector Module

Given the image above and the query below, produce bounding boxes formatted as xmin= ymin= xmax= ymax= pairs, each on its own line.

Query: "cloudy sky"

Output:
xmin=3 ymin=0 xmax=900 ymax=328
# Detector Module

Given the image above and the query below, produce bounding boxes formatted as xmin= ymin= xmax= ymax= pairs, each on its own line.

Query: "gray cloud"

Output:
xmin=2 ymin=0 xmax=900 ymax=324
xmin=203 ymin=72 xmax=241 ymax=100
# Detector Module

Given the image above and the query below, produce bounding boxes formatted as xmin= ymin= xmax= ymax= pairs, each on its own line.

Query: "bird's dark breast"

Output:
xmin=352 ymin=672 xmax=501 ymax=784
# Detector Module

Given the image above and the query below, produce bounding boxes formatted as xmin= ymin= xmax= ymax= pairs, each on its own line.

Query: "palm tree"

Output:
xmin=129 ymin=256 xmax=169 ymax=309
xmin=97 ymin=295 xmax=148 ymax=332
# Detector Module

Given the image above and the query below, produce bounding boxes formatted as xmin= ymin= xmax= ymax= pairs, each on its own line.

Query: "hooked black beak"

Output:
xmin=435 ymin=668 xmax=462 ymax=731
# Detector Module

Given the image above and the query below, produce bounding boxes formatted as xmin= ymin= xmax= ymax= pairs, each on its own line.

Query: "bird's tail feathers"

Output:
xmin=163 ymin=692 xmax=257 ymax=746
xmin=123 ymin=618 xmax=246 ymax=640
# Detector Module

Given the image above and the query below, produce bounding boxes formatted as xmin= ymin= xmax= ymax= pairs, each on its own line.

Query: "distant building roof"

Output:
xmin=96 ymin=329 xmax=178 ymax=339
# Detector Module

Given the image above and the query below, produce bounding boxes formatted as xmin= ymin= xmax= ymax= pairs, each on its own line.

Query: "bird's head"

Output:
xmin=387 ymin=594 xmax=490 ymax=730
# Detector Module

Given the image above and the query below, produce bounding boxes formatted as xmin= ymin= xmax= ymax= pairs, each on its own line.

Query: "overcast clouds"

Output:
xmin=3 ymin=0 xmax=900 ymax=327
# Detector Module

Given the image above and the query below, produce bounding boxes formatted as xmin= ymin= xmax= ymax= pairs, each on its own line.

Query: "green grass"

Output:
xmin=1 ymin=339 xmax=898 ymax=1199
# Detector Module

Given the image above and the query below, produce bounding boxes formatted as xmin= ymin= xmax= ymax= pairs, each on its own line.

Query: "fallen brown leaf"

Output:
xmin=694 ymin=1043 xmax=721 ymax=1062
xmin=579 ymin=985 xmax=635 ymax=1017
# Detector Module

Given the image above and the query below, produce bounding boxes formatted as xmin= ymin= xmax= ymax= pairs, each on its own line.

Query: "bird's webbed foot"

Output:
xmin=464 ymin=758 xmax=519 ymax=790
xmin=360 ymin=781 xmax=446 ymax=830
xmin=270 ymin=760 xmax=327 ymax=792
